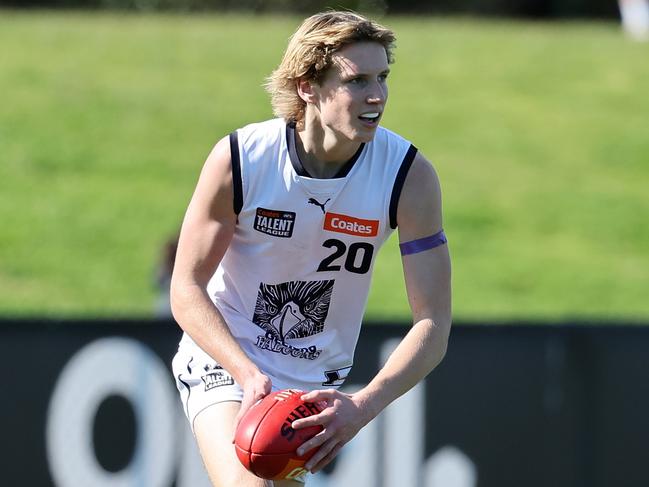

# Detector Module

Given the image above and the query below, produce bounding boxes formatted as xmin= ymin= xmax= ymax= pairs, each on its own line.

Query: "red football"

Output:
xmin=234 ymin=389 xmax=324 ymax=480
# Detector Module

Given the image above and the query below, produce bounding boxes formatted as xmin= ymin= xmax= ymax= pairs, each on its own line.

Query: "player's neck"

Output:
xmin=295 ymin=122 xmax=361 ymax=179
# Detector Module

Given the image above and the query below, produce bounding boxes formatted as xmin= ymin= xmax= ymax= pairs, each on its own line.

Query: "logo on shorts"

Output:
xmin=322 ymin=366 xmax=352 ymax=387
xmin=252 ymin=279 xmax=333 ymax=361
xmin=201 ymin=370 xmax=234 ymax=391
xmin=254 ymin=207 xmax=296 ymax=238
xmin=324 ymin=212 xmax=379 ymax=237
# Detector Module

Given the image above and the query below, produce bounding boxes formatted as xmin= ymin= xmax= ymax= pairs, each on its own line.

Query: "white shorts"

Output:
xmin=171 ymin=347 xmax=309 ymax=484
xmin=172 ymin=347 xmax=244 ymax=432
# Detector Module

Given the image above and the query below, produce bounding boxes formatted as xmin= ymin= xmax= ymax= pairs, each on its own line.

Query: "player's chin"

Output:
xmin=353 ymin=125 xmax=380 ymax=143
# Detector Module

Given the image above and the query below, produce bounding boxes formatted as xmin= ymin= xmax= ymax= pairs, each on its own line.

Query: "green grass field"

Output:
xmin=1 ymin=11 xmax=648 ymax=321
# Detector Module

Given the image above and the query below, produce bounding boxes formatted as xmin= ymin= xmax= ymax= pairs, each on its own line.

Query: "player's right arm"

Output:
xmin=170 ymin=136 xmax=271 ymax=422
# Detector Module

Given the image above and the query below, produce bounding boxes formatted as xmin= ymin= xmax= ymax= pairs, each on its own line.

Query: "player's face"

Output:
xmin=311 ymin=41 xmax=390 ymax=143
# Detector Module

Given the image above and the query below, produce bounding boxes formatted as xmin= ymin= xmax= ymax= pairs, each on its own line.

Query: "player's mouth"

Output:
xmin=358 ymin=111 xmax=382 ymax=127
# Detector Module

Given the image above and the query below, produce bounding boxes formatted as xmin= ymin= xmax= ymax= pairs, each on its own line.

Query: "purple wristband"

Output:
xmin=399 ymin=230 xmax=448 ymax=256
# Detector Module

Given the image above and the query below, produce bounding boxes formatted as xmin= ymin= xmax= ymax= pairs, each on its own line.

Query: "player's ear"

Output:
xmin=296 ymin=78 xmax=317 ymax=104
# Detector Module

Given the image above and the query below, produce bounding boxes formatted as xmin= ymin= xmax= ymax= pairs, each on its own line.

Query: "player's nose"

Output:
xmin=366 ymin=81 xmax=386 ymax=104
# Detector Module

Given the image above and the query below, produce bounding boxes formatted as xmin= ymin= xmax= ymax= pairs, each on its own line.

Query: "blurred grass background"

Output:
xmin=1 ymin=11 xmax=648 ymax=320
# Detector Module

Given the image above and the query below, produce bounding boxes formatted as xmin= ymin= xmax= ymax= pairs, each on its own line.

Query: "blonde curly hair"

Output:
xmin=265 ymin=11 xmax=396 ymax=124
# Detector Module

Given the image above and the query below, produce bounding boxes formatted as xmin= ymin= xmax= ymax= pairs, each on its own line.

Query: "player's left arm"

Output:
xmin=292 ymin=152 xmax=451 ymax=472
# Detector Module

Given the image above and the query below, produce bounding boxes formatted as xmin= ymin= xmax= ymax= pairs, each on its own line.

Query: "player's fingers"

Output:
xmin=292 ymin=415 xmax=317 ymax=430
xmin=305 ymin=441 xmax=343 ymax=473
xmin=234 ymin=405 xmax=247 ymax=428
xmin=301 ymin=388 xmax=337 ymax=403
xmin=296 ymin=426 xmax=334 ymax=456
xmin=232 ymin=401 xmax=251 ymax=441
xmin=233 ymin=388 xmax=267 ymax=437
xmin=236 ymin=396 xmax=253 ymax=421
xmin=239 ymin=386 xmax=269 ymax=416
xmin=292 ymin=404 xmax=338 ymax=430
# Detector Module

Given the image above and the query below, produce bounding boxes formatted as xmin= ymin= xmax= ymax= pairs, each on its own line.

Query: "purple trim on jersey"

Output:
xmin=399 ymin=230 xmax=447 ymax=255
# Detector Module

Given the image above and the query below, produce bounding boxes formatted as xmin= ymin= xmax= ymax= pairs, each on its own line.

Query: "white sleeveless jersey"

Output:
xmin=180 ymin=118 xmax=417 ymax=391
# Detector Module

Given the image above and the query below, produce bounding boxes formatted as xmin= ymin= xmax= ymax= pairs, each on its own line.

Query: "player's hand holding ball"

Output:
xmin=291 ymin=388 xmax=372 ymax=474
xmin=234 ymin=389 xmax=325 ymax=481
xmin=234 ymin=370 xmax=272 ymax=431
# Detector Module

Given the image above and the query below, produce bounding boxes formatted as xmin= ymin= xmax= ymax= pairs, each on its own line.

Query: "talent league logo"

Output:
xmin=324 ymin=212 xmax=379 ymax=237
xmin=201 ymin=370 xmax=234 ymax=391
xmin=254 ymin=207 xmax=296 ymax=238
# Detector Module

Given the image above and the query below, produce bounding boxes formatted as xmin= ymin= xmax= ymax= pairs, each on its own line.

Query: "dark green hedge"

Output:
xmin=0 ymin=0 xmax=620 ymax=19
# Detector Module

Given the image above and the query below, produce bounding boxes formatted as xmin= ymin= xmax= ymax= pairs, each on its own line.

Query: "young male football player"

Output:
xmin=171 ymin=10 xmax=452 ymax=486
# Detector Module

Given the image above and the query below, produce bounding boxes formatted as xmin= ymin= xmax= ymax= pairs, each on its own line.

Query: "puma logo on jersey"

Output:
xmin=324 ymin=212 xmax=379 ymax=237
xmin=308 ymin=197 xmax=330 ymax=214
xmin=254 ymin=207 xmax=296 ymax=238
